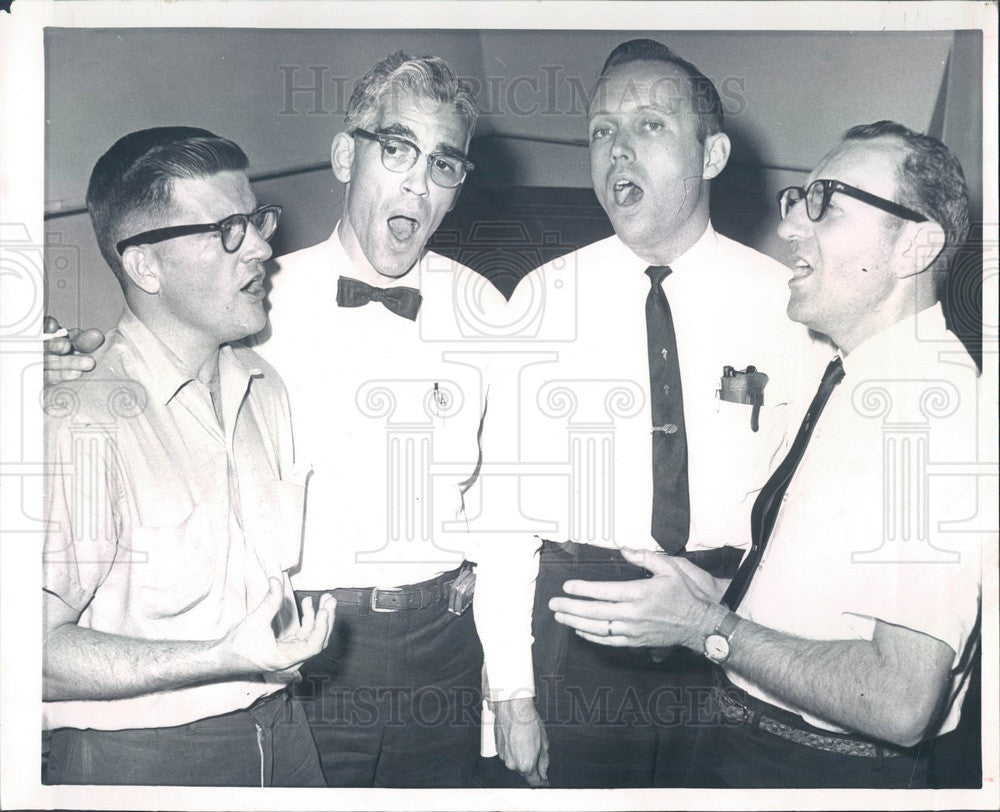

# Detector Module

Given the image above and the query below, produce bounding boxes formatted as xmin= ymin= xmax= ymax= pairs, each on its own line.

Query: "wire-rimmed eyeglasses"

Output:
xmin=352 ymin=128 xmax=474 ymax=189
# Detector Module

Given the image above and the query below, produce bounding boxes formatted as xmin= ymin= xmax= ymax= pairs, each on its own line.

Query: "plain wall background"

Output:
xmin=43 ymin=28 xmax=983 ymax=333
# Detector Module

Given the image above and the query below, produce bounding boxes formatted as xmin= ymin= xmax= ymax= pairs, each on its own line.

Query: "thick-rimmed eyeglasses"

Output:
xmin=115 ymin=205 xmax=282 ymax=256
xmin=352 ymin=128 xmax=474 ymax=188
xmin=777 ymin=179 xmax=927 ymax=224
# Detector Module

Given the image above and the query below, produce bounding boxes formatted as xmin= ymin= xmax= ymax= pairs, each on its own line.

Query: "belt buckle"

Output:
xmin=370 ymin=587 xmax=401 ymax=612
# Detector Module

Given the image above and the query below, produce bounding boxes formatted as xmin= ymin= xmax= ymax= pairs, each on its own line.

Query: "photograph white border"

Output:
xmin=2 ymin=2 xmax=997 ymax=810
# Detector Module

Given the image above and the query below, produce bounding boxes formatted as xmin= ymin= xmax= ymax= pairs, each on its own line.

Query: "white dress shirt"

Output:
xmin=729 ymin=302 xmax=984 ymax=736
xmin=253 ymin=224 xmax=510 ymax=590
xmin=44 ymin=308 xmax=301 ymax=730
xmin=475 ymin=224 xmax=828 ymax=700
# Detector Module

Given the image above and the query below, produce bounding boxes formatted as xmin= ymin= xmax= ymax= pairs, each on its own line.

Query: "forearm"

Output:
xmin=43 ymin=624 xmax=241 ymax=701
xmin=473 ymin=535 xmax=541 ymax=701
xmin=711 ymin=606 xmax=948 ymax=746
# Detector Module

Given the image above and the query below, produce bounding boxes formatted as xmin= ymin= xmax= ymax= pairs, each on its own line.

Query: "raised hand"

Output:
xmin=219 ymin=578 xmax=335 ymax=675
xmin=549 ymin=548 xmax=727 ymax=650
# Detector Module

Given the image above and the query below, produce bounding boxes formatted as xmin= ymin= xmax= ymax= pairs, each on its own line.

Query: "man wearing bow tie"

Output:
xmin=248 ymin=52 xmax=508 ymax=787
xmin=549 ymin=122 xmax=985 ymax=788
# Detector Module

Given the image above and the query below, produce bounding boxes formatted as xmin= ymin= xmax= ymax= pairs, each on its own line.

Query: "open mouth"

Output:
xmin=612 ymin=179 xmax=644 ymax=207
xmin=387 ymin=215 xmax=420 ymax=241
xmin=790 ymin=259 xmax=814 ymax=282
xmin=240 ymin=277 xmax=265 ymax=297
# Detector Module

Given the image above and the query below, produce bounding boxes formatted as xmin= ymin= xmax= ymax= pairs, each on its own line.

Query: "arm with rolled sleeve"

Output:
xmin=42 ymin=413 xmax=333 ymax=702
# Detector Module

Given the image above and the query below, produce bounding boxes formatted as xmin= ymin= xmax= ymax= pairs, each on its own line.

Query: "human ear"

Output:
xmin=120 ymin=246 xmax=161 ymax=294
xmin=896 ymin=219 xmax=946 ymax=278
xmin=331 ymin=132 xmax=355 ymax=184
xmin=702 ymin=132 xmax=731 ymax=180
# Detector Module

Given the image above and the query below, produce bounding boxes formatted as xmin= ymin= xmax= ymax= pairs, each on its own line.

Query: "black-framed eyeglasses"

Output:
xmin=777 ymin=179 xmax=928 ymax=224
xmin=352 ymin=128 xmax=474 ymax=188
xmin=115 ymin=204 xmax=282 ymax=256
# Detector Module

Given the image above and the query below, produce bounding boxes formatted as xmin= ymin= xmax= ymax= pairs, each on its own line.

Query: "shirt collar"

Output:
xmin=840 ymin=301 xmax=947 ymax=377
xmin=116 ymin=307 xmax=262 ymax=406
xmin=668 ymin=222 xmax=718 ymax=277
xmin=615 ymin=222 xmax=718 ymax=283
xmin=330 ymin=220 xmax=423 ymax=290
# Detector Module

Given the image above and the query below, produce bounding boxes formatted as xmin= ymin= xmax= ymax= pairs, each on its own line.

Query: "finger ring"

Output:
xmin=607 ymin=620 xmax=614 ymax=637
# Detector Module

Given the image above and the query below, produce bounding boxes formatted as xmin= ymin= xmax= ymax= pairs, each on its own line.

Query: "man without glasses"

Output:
xmin=550 ymin=121 xmax=984 ymax=788
xmin=42 ymin=127 xmax=334 ymax=786
xmin=477 ymin=38 xmax=822 ymax=787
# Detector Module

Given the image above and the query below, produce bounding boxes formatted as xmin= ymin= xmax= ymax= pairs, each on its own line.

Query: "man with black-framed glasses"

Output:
xmin=246 ymin=51 xmax=508 ymax=787
xmin=548 ymin=120 xmax=984 ymax=788
xmin=42 ymin=126 xmax=335 ymax=786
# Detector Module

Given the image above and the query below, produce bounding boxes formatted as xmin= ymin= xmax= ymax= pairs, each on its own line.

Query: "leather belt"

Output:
xmin=712 ymin=686 xmax=900 ymax=759
xmin=542 ymin=540 xmax=743 ymax=579
xmin=326 ymin=566 xmax=463 ymax=613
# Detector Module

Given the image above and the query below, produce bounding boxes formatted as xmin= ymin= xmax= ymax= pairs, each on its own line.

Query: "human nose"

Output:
xmin=401 ymin=157 xmax=430 ymax=196
xmin=240 ymin=220 xmax=273 ymax=262
xmin=776 ymin=194 xmax=809 ymax=243
xmin=609 ymin=129 xmax=634 ymax=163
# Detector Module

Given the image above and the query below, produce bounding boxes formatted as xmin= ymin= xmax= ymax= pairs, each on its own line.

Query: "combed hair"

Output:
xmin=598 ymin=38 xmax=724 ymax=143
xmin=344 ymin=51 xmax=478 ymax=141
xmin=86 ymin=126 xmax=249 ymax=283
xmin=844 ymin=121 xmax=970 ymax=276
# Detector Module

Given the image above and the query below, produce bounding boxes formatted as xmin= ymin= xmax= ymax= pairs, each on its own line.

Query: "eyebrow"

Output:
xmin=375 ymin=123 xmax=468 ymax=160
xmin=589 ymin=102 xmax=677 ymax=119
xmin=375 ymin=123 xmax=418 ymax=141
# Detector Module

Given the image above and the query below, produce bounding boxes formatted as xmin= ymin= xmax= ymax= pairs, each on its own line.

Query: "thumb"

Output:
xmin=620 ymin=547 xmax=674 ymax=575
xmin=250 ymin=577 xmax=284 ymax=621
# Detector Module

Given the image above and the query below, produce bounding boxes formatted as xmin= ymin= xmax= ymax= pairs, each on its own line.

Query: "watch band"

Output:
xmin=714 ymin=610 xmax=741 ymax=639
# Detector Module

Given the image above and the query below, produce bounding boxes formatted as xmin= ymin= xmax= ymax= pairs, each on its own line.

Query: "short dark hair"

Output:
xmin=597 ymin=38 xmax=724 ymax=143
xmin=345 ymin=51 xmax=478 ymax=143
xmin=844 ymin=121 xmax=970 ymax=277
xmin=86 ymin=126 xmax=249 ymax=284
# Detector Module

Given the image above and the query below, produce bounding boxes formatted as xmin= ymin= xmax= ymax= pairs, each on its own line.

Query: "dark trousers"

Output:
xmin=684 ymin=679 xmax=933 ymax=788
xmin=45 ymin=689 xmax=324 ymax=786
xmin=530 ymin=542 xmax=713 ymax=788
xmin=295 ymin=587 xmax=483 ymax=787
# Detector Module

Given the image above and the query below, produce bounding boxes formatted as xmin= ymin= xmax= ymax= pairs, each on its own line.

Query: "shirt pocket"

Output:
xmin=127 ymin=501 xmax=216 ymax=623
xmin=704 ymin=398 xmax=780 ymax=494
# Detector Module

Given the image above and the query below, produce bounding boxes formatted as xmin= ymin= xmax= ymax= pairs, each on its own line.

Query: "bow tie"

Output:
xmin=336 ymin=275 xmax=422 ymax=321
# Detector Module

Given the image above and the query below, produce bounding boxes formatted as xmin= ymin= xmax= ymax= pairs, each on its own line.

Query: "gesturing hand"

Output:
xmin=220 ymin=578 xmax=335 ymax=675
xmin=548 ymin=548 xmax=727 ymax=651
xmin=493 ymin=697 xmax=549 ymax=787
xmin=44 ymin=316 xmax=105 ymax=384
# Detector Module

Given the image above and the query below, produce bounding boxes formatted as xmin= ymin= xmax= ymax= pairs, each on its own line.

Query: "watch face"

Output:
xmin=704 ymin=634 xmax=730 ymax=662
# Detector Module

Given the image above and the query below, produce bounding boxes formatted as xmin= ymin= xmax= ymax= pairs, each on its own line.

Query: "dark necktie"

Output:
xmin=336 ymin=275 xmax=422 ymax=321
xmin=645 ymin=265 xmax=690 ymax=554
xmin=722 ymin=357 xmax=846 ymax=610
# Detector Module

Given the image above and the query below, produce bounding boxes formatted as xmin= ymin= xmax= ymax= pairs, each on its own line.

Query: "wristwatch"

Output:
xmin=703 ymin=611 xmax=741 ymax=663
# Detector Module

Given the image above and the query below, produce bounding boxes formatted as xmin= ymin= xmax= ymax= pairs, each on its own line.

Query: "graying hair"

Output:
xmin=345 ymin=51 xmax=478 ymax=143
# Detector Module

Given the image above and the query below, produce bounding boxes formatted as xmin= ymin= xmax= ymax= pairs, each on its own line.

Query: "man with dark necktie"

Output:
xmin=476 ymin=39 xmax=821 ymax=787
xmin=549 ymin=121 xmax=985 ymax=788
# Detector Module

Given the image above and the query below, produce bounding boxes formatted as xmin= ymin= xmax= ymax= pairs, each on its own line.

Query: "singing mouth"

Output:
xmin=612 ymin=178 xmax=644 ymax=207
xmin=240 ymin=276 xmax=265 ymax=297
xmin=789 ymin=258 xmax=814 ymax=283
xmin=387 ymin=215 xmax=420 ymax=241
